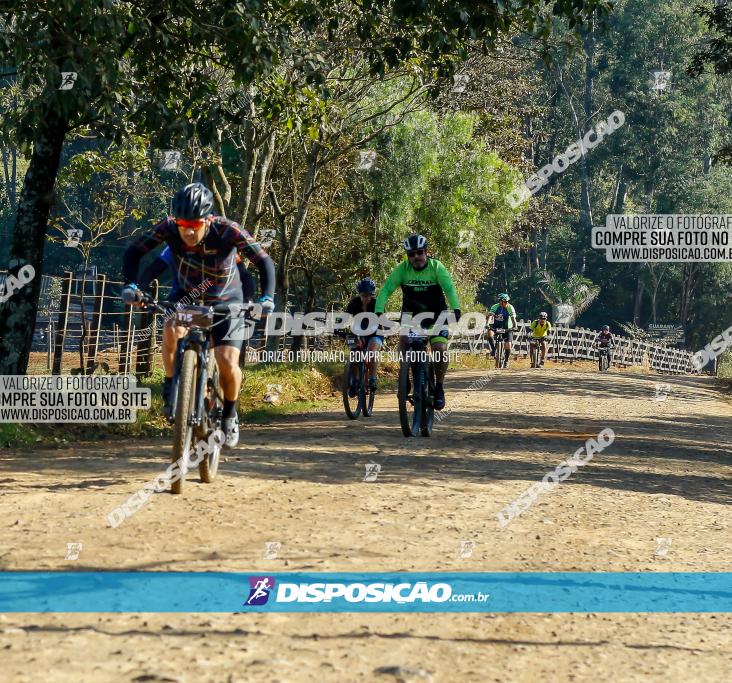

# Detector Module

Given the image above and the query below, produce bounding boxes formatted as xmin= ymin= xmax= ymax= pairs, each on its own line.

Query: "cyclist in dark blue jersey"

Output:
xmin=122 ymin=182 xmax=275 ymax=448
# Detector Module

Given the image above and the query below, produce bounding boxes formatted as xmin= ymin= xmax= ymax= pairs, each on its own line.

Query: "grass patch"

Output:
xmin=1 ymin=361 xmax=353 ymax=448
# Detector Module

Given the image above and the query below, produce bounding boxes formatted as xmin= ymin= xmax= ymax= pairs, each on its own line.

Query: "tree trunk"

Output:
xmin=0 ymin=108 xmax=68 ymax=374
xmin=540 ymin=225 xmax=549 ymax=270
xmin=245 ymin=133 xmax=276 ymax=230
xmin=2 ymin=145 xmax=17 ymax=213
xmin=633 ymin=270 xmax=644 ymax=327
xmin=575 ymin=17 xmax=596 ymax=274
xmin=679 ymin=263 xmax=700 ymax=328
xmin=269 ymin=140 xmax=321 ymax=314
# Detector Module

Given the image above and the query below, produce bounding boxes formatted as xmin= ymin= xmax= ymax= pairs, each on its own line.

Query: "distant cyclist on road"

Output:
xmin=375 ymin=234 xmax=461 ymax=410
xmin=529 ymin=311 xmax=552 ymax=366
xmin=121 ymin=182 xmax=275 ymax=448
xmin=595 ymin=324 xmax=614 ymax=364
xmin=487 ymin=293 xmax=518 ymax=367
xmin=343 ymin=277 xmax=384 ymax=394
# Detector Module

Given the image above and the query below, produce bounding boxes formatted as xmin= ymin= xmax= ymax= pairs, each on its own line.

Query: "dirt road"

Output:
xmin=1 ymin=367 xmax=731 ymax=682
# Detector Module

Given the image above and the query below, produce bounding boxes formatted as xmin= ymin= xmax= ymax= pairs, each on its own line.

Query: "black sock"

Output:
xmin=223 ymin=399 xmax=237 ymax=419
xmin=162 ymin=377 xmax=172 ymax=399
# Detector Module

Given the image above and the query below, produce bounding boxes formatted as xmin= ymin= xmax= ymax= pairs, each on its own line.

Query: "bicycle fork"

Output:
xmin=169 ymin=338 xmax=210 ymax=429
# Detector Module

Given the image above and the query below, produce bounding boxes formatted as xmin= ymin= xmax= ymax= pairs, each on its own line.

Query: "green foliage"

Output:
xmin=537 ymin=271 xmax=600 ymax=315
xmin=365 ymin=110 xmax=522 ymax=304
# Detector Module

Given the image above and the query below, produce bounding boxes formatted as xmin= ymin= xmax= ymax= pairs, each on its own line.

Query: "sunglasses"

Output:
xmin=175 ymin=218 xmax=206 ymax=229
xmin=407 ymin=249 xmax=425 ymax=258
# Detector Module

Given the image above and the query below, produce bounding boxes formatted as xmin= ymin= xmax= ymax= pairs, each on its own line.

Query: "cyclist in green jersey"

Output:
xmin=375 ymin=234 xmax=461 ymax=410
xmin=487 ymin=293 xmax=518 ymax=368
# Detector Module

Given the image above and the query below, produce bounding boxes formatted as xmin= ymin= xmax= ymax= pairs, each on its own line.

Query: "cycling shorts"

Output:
xmin=347 ymin=334 xmax=384 ymax=349
xmin=168 ymin=294 xmax=247 ymax=350
xmin=492 ymin=328 xmax=513 ymax=342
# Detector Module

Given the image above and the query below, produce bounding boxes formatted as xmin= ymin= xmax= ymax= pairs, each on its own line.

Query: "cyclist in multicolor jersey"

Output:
xmin=140 ymin=246 xmax=257 ymax=304
xmin=487 ymin=293 xmax=518 ymax=368
xmin=374 ymin=234 xmax=461 ymax=410
xmin=344 ymin=277 xmax=384 ymax=394
xmin=529 ymin=311 xmax=552 ymax=366
xmin=595 ymin=325 xmax=614 ymax=363
xmin=121 ymin=182 xmax=275 ymax=448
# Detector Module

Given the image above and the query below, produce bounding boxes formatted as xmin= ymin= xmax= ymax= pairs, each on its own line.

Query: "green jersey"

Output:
xmin=375 ymin=257 xmax=460 ymax=316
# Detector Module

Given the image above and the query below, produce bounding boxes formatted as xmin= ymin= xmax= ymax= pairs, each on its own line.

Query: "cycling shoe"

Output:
xmin=434 ymin=383 xmax=445 ymax=410
xmin=222 ymin=416 xmax=240 ymax=449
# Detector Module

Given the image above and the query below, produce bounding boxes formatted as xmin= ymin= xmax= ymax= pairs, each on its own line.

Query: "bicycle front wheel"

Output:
xmin=172 ymin=348 xmax=197 ymax=495
xmin=362 ymin=370 xmax=375 ymax=418
xmin=342 ymin=361 xmax=363 ymax=419
xmin=398 ymin=360 xmax=420 ymax=437
xmin=420 ymin=363 xmax=435 ymax=437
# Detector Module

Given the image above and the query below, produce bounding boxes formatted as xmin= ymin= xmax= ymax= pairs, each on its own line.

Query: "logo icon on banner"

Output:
xmin=65 ymin=542 xmax=83 ymax=560
xmin=264 ymin=541 xmax=281 ymax=560
xmin=65 ymin=228 xmax=83 ymax=247
xmin=363 ymin=462 xmax=381 ymax=482
xmin=245 ymin=576 xmax=276 ymax=606
xmin=59 ymin=72 xmax=78 ymax=90
xmin=356 ymin=150 xmax=377 ymax=172
xmin=654 ymin=383 xmax=671 ymax=402
xmin=457 ymin=540 xmax=475 ymax=559
xmin=452 ymin=74 xmax=470 ymax=93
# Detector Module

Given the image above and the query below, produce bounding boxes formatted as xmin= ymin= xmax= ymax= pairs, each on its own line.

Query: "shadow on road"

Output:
xmin=1 ymin=369 xmax=730 ymax=506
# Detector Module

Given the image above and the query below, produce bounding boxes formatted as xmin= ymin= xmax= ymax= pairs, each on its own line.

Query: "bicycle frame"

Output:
xmin=169 ymin=327 xmax=214 ymax=432
xmin=139 ymin=296 xmax=253 ymax=431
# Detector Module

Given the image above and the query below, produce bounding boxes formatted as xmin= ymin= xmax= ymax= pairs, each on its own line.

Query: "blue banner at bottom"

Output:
xmin=2 ymin=572 xmax=732 ymax=613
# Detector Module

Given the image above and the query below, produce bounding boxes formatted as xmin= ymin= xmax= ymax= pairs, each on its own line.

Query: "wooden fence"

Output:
xmin=18 ymin=272 xmax=695 ymax=377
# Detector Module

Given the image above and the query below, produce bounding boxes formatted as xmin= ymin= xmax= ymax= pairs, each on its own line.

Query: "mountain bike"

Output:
xmin=398 ymin=329 xmax=436 ymax=437
xmin=597 ymin=344 xmax=613 ymax=372
xmin=529 ymin=337 xmax=541 ymax=368
xmin=493 ymin=328 xmax=508 ymax=369
xmin=342 ymin=335 xmax=375 ymax=419
xmin=139 ymin=293 xmax=255 ymax=494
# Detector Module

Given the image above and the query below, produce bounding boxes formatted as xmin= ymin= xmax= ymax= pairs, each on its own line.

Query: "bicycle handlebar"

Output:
xmin=137 ymin=293 xmax=259 ymax=319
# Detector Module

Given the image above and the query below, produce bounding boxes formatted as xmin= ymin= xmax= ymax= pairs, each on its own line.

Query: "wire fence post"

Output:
xmin=46 ymin=319 xmax=53 ymax=371
xmin=51 ymin=271 xmax=73 ymax=375
xmin=121 ymin=303 xmax=134 ymax=375
xmin=85 ymin=273 xmax=106 ymax=375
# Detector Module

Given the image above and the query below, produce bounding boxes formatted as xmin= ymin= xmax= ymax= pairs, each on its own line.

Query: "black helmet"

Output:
xmin=356 ymin=277 xmax=376 ymax=294
xmin=602 ymin=324 xmax=610 ymax=331
xmin=403 ymin=234 xmax=427 ymax=252
xmin=172 ymin=182 xmax=214 ymax=219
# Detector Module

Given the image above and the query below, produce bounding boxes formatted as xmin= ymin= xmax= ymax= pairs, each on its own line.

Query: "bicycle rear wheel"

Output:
xmin=398 ymin=360 xmax=420 ymax=437
xmin=172 ymin=348 xmax=197 ymax=495
xmin=199 ymin=352 xmax=222 ymax=483
xmin=342 ymin=361 xmax=363 ymax=419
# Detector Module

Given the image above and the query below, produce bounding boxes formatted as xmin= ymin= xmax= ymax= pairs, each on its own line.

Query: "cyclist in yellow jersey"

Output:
xmin=529 ymin=311 xmax=552 ymax=366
